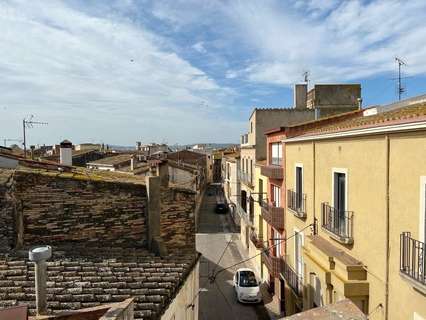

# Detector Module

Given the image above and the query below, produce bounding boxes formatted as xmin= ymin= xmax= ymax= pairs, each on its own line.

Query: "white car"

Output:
xmin=233 ymin=268 xmax=262 ymax=303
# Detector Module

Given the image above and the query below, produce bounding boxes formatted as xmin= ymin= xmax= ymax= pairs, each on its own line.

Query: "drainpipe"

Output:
xmin=312 ymin=141 xmax=317 ymax=235
xmin=29 ymin=246 xmax=52 ymax=316
xmin=385 ymin=134 xmax=390 ymax=320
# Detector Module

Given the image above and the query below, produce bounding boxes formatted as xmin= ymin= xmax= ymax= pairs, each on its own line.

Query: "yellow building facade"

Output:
xmin=283 ymin=104 xmax=426 ymax=319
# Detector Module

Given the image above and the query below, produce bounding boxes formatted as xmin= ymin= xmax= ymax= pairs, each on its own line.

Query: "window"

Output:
xmin=271 ymin=143 xmax=282 ymax=166
xmin=294 ymin=230 xmax=304 ymax=278
xmin=274 ymin=230 xmax=281 ymax=257
xmin=259 ymin=179 xmax=263 ymax=203
xmin=333 ymin=170 xmax=347 ymax=236
xmin=271 ymin=185 xmax=281 ymax=207
xmin=227 ymin=163 xmax=230 ymax=180
xmin=296 ymin=165 xmax=303 ymax=209
xmin=250 ymin=159 xmax=253 ymax=183
xmin=250 ymin=121 xmax=253 ymax=133
xmin=245 ymin=159 xmax=248 ymax=173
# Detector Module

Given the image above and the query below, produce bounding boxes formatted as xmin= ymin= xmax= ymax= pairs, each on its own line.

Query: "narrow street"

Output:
xmin=197 ymin=185 xmax=270 ymax=320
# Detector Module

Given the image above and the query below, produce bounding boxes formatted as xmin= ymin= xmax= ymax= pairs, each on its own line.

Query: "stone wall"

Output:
xmin=0 ymin=169 xmax=197 ymax=252
xmin=10 ymin=170 xmax=147 ymax=247
xmin=161 ymin=187 xmax=196 ymax=251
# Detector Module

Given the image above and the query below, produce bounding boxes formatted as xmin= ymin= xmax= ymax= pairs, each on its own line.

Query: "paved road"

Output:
xmin=197 ymin=185 xmax=270 ymax=320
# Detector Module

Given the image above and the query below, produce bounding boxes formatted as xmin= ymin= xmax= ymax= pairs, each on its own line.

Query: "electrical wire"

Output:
xmin=209 ymin=224 xmax=313 ymax=282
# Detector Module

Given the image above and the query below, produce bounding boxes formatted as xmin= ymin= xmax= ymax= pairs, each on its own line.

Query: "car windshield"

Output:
xmin=239 ymin=271 xmax=258 ymax=287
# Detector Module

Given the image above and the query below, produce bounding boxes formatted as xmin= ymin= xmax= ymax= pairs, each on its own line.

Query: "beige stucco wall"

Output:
xmin=388 ymin=131 xmax=426 ymax=320
xmin=161 ymin=260 xmax=200 ymax=320
xmin=285 ymin=130 xmax=426 ymax=319
xmin=285 ymin=136 xmax=388 ymax=317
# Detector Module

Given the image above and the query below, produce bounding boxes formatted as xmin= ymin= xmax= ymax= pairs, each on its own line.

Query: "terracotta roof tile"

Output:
xmin=0 ymin=246 xmax=199 ymax=320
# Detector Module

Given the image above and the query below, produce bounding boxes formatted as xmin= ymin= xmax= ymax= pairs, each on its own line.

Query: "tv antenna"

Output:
xmin=22 ymin=115 xmax=48 ymax=158
xmin=302 ymin=71 xmax=310 ymax=85
xmin=2 ymin=138 xmax=23 ymax=147
xmin=395 ymin=57 xmax=407 ymax=101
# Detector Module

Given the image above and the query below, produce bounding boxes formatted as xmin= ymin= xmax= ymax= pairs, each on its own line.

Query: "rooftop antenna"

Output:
xmin=2 ymin=138 xmax=23 ymax=147
xmin=22 ymin=115 xmax=48 ymax=158
xmin=395 ymin=57 xmax=407 ymax=101
xmin=302 ymin=71 xmax=310 ymax=86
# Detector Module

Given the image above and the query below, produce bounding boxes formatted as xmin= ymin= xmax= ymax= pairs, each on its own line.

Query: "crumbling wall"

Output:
xmin=0 ymin=170 xmax=16 ymax=250
xmin=161 ymin=187 xmax=196 ymax=251
xmin=10 ymin=170 xmax=147 ymax=247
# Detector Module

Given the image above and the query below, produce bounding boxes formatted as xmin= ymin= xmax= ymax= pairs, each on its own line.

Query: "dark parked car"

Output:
xmin=215 ymin=202 xmax=229 ymax=214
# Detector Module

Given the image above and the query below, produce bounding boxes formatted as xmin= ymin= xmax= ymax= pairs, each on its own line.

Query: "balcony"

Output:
xmin=400 ymin=232 xmax=426 ymax=292
xmin=250 ymin=230 xmax=264 ymax=249
xmin=282 ymin=260 xmax=303 ymax=297
xmin=260 ymin=164 xmax=283 ymax=180
xmin=261 ymin=200 xmax=285 ymax=231
xmin=287 ymin=190 xmax=307 ymax=218
xmin=321 ymin=203 xmax=353 ymax=244
xmin=261 ymin=250 xmax=283 ymax=278
xmin=239 ymin=170 xmax=254 ymax=188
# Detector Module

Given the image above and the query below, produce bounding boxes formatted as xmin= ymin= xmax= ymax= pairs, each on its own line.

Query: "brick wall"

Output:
xmin=161 ymin=187 xmax=196 ymax=251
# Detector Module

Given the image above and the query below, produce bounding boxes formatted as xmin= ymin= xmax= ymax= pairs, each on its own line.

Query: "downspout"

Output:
xmin=385 ymin=134 xmax=390 ymax=320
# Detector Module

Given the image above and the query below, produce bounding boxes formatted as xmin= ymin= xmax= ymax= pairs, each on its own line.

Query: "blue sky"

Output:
xmin=1 ymin=0 xmax=426 ymax=146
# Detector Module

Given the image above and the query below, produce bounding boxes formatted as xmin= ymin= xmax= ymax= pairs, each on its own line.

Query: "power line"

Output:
xmin=209 ymin=224 xmax=313 ymax=282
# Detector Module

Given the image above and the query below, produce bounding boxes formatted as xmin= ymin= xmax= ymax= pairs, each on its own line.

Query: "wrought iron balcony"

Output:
xmin=400 ymin=232 xmax=426 ymax=289
xmin=282 ymin=260 xmax=303 ymax=297
xmin=250 ymin=230 xmax=264 ymax=249
xmin=260 ymin=164 xmax=284 ymax=180
xmin=287 ymin=190 xmax=307 ymax=218
xmin=261 ymin=250 xmax=283 ymax=278
xmin=321 ymin=203 xmax=353 ymax=244
xmin=261 ymin=200 xmax=284 ymax=231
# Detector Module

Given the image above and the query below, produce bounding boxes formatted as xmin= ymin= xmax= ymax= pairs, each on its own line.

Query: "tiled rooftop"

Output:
xmin=292 ymin=103 xmax=426 ymax=138
xmin=0 ymin=246 xmax=199 ymax=320
xmin=86 ymin=154 xmax=133 ymax=166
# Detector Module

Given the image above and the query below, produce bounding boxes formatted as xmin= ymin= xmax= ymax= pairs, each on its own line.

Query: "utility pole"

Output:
xmin=22 ymin=115 xmax=48 ymax=158
xmin=395 ymin=57 xmax=406 ymax=101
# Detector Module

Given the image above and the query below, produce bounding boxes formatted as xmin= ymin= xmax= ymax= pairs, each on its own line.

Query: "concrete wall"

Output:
xmin=161 ymin=259 xmax=200 ymax=320
xmin=169 ymin=166 xmax=196 ymax=191
xmin=255 ymin=109 xmax=315 ymax=161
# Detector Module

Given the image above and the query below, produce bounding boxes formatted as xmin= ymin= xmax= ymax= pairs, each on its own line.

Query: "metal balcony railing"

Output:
xmin=400 ymin=232 xmax=426 ymax=287
xmin=260 ymin=199 xmax=284 ymax=231
xmin=261 ymin=250 xmax=283 ymax=278
xmin=287 ymin=190 xmax=307 ymax=218
xmin=250 ymin=230 xmax=264 ymax=249
xmin=321 ymin=203 xmax=353 ymax=244
xmin=260 ymin=164 xmax=283 ymax=180
xmin=282 ymin=260 xmax=303 ymax=297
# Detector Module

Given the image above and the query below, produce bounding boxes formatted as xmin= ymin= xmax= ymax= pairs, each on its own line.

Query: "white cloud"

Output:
xmin=192 ymin=41 xmax=207 ymax=54
xmin=225 ymin=0 xmax=426 ymax=85
xmin=0 ymin=0 xmax=239 ymax=145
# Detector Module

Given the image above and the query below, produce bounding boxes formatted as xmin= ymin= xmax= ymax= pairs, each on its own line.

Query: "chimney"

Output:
xmin=130 ymin=155 xmax=135 ymax=171
xmin=29 ymin=246 xmax=52 ymax=316
xmin=156 ymin=160 xmax=169 ymax=187
xmin=294 ymin=84 xmax=308 ymax=109
xmin=59 ymin=140 xmax=72 ymax=166
xmin=30 ymin=145 xmax=35 ymax=160
xmin=146 ymin=176 xmax=167 ymax=256
xmin=357 ymin=97 xmax=363 ymax=110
